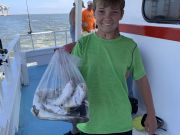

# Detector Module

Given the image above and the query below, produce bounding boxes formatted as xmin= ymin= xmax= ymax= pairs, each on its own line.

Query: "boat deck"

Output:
xmin=16 ymin=65 xmax=71 ymax=135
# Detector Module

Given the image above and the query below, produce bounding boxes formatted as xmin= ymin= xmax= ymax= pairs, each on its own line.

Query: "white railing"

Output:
xmin=19 ymin=29 xmax=71 ymax=86
xmin=20 ymin=30 xmax=71 ymax=51
xmin=0 ymin=35 xmax=22 ymax=135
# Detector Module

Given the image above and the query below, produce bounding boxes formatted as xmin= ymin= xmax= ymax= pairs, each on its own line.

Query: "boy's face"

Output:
xmin=95 ymin=2 xmax=123 ymax=34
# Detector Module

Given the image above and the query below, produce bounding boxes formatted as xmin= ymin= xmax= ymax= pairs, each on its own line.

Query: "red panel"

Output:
xmin=119 ymin=24 xmax=180 ymax=42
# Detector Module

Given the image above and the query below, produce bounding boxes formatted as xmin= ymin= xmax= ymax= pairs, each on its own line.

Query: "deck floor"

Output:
xmin=16 ymin=65 xmax=71 ymax=135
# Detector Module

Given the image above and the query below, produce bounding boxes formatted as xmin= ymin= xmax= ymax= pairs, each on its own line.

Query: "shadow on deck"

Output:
xmin=16 ymin=65 xmax=71 ymax=135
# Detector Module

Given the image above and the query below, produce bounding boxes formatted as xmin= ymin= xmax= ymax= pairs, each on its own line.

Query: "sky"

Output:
xmin=0 ymin=0 xmax=89 ymax=14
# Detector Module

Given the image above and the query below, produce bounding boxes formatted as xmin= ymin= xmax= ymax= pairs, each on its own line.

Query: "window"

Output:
xmin=142 ymin=0 xmax=180 ymax=24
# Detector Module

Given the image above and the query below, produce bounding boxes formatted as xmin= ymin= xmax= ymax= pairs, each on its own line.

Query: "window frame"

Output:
xmin=142 ymin=0 xmax=180 ymax=24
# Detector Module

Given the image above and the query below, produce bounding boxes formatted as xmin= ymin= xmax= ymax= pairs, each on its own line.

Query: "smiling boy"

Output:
xmin=72 ymin=0 xmax=157 ymax=135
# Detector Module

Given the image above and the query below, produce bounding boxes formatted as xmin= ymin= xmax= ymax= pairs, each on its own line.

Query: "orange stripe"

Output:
xmin=119 ymin=24 xmax=180 ymax=42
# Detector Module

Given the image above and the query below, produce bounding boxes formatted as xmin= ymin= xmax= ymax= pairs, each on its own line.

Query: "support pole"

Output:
xmin=75 ymin=0 xmax=82 ymax=41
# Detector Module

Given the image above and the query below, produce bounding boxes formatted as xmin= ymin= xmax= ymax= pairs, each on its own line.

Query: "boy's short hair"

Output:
xmin=93 ymin=0 xmax=125 ymax=11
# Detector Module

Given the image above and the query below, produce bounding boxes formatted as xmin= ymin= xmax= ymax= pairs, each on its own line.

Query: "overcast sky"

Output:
xmin=0 ymin=0 xmax=89 ymax=14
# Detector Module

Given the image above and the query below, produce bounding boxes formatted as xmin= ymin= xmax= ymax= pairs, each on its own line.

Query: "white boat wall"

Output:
xmin=121 ymin=0 xmax=180 ymax=135
xmin=0 ymin=0 xmax=180 ymax=135
xmin=0 ymin=35 xmax=22 ymax=135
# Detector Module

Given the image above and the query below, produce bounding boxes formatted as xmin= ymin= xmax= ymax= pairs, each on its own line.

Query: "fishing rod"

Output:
xmin=26 ymin=0 xmax=32 ymax=34
xmin=25 ymin=0 xmax=35 ymax=48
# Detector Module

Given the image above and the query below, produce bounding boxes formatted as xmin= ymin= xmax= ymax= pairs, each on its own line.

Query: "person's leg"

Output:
xmin=64 ymin=103 xmax=87 ymax=135
xmin=64 ymin=118 xmax=80 ymax=135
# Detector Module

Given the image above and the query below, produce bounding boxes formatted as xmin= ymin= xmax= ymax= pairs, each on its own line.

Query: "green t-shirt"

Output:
xmin=72 ymin=33 xmax=145 ymax=134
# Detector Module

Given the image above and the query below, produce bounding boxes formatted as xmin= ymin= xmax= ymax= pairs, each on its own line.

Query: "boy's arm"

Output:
xmin=136 ymin=75 xmax=157 ymax=135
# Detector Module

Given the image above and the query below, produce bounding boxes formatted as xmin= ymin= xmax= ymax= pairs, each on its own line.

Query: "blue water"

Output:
xmin=0 ymin=14 xmax=70 ymax=46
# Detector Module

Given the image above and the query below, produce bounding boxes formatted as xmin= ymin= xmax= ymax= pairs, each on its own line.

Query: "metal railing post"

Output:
xmin=30 ymin=34 xmax=35 ymax=50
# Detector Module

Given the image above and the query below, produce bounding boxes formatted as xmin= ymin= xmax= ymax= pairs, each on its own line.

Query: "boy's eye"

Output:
xmin=112 ymin=11 xmax=119 ymax=14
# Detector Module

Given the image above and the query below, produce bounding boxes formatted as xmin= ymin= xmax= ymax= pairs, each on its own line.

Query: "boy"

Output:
xmin=72 ymin=0 xmax=157 ymax=135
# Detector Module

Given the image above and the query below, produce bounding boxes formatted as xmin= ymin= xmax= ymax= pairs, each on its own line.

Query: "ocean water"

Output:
xmin=0 ymin=14 xmax=71 ymax=50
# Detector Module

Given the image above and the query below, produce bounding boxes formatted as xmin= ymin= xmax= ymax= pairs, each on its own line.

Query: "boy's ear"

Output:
xmin=120 ymin=9 xmax=124 ymax=20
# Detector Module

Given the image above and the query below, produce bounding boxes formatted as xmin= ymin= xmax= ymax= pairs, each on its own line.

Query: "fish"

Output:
xmin=50 ymin=80 xmax=74 ymax=106
xmin=63 ymin=83 xmax=86 ymax=108
xmin=42 ymin=103 xmax=67 ymax=115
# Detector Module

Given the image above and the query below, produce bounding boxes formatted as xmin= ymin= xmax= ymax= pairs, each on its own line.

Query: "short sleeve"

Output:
xmin=130 ymin=46 xmax=146 ymax=80
xmin=71 ymin=40 xmax=83 ymax=58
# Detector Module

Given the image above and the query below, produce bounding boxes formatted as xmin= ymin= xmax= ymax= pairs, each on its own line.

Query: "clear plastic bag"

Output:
xmin=32 ymin=49 xmax=88 ymax=121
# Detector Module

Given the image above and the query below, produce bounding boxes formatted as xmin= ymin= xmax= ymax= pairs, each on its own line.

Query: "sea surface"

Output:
xmin=0 ymin=14 xmax=71 ymax=50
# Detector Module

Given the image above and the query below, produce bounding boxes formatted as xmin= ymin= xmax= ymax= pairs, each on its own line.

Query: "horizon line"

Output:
xmin=1 ymin=13 xmax=69 ymax=16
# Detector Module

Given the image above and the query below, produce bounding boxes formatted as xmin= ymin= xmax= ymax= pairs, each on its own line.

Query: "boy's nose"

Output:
xmin=104 ymin=12 xmax=112 ymax=19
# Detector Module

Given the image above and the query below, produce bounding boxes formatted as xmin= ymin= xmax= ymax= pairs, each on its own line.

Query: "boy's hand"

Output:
xmin=144 ymin=114 xmax=158 ymax=135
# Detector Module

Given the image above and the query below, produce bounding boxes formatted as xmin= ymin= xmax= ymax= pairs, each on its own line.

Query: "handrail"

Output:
xmin=20 ymin=29 xmax=69 ymax=36
xmin=20 ymin=29 xmax=71 ymax=50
